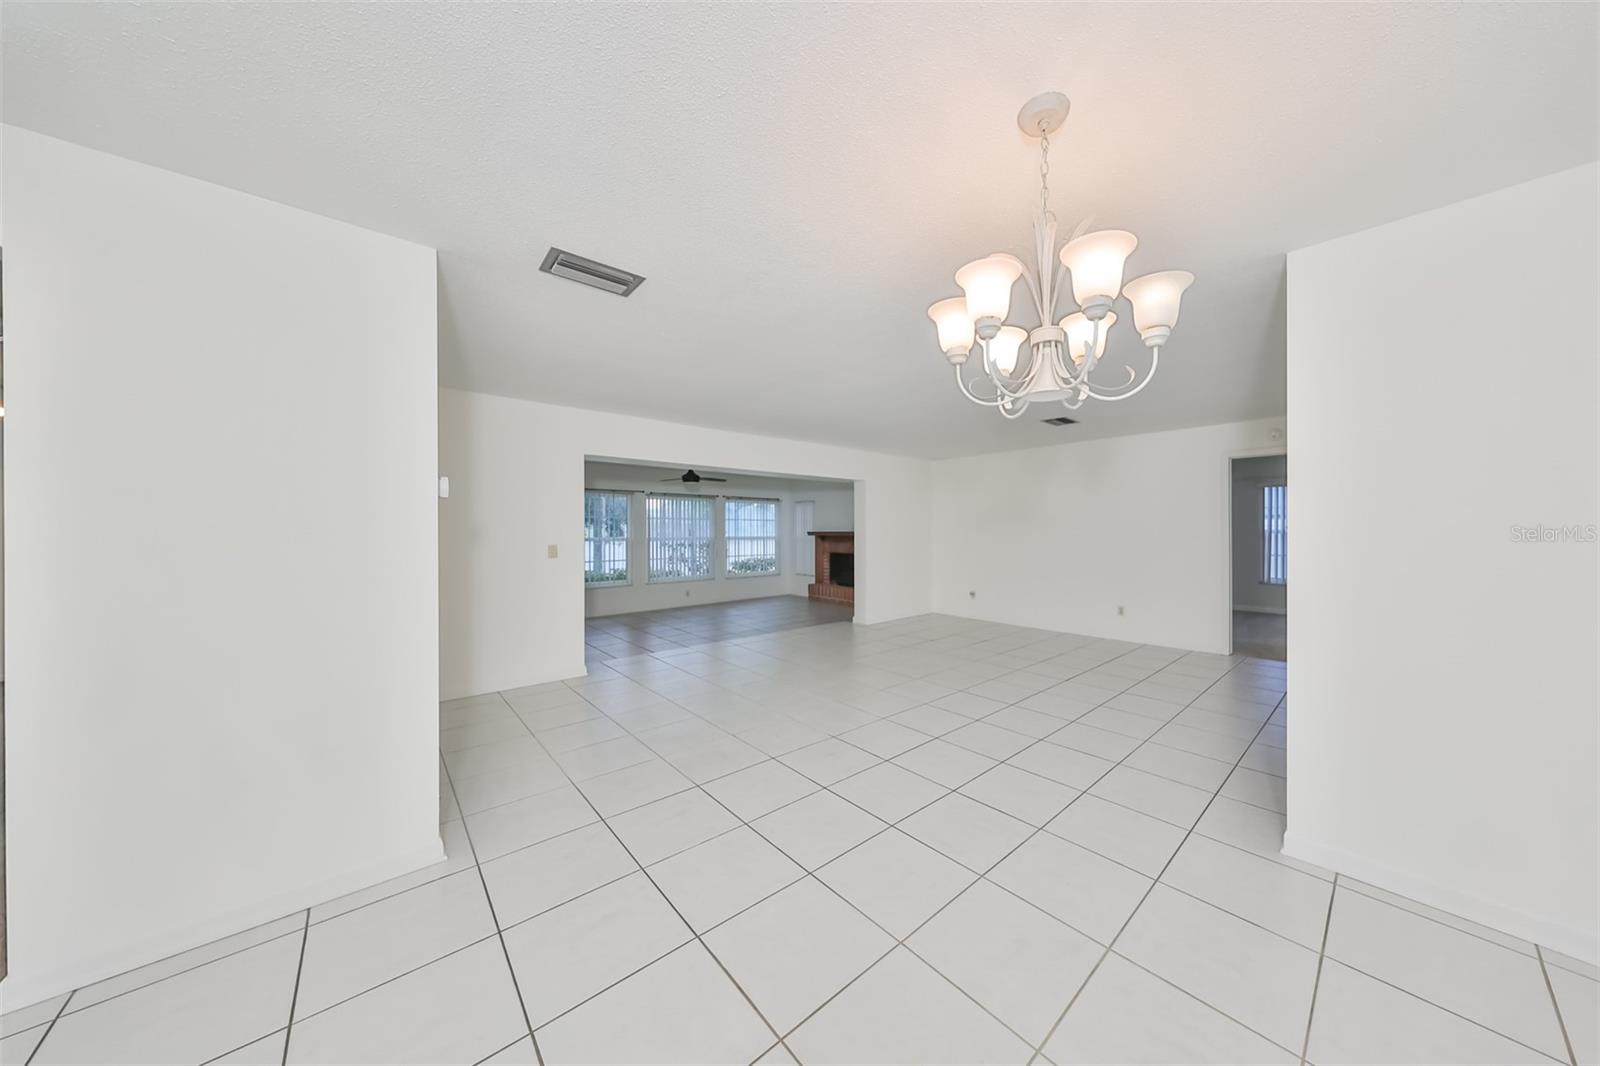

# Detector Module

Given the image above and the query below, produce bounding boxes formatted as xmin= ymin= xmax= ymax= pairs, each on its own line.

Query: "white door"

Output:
xmin=795 ymin=500 xmax=816 ymax=577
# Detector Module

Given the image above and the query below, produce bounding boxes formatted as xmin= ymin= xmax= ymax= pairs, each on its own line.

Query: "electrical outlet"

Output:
xmin=547 ymin=544 xmax=558 ymax=559
xmin=684 ymin=589 xmax=691 ymax=598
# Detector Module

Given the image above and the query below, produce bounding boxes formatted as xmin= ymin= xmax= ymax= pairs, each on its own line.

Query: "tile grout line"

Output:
xmin=441 ymin=750 xmax=546 ymax=1066
xmin=31 ymin=923 xmax=308 ymax=1028
xmin=508 ymin=632 xmax=1176 ymax=1056
xmin=1025 ymin=676 xmax=1291 ymax=1064
xmin=474 ymin=1034 xmax=535 ymax=1066
xmin=278 ymin=933 xmax=507 ymax=1033
xmin=1535 ymin=945 xmax=1578 ymax=1066
xmin=1298 ymin=870 xmax=1338 ymax=1064
xmin=499 ymin=693 xmax=804 ymax=1065
xmin=1334 ymin=877 xmax=1557 ymax=961
xmin=278 ymin=908 xmax=311 ymax=1065
xmin=28 ymin=614 xmax=1256 ymax=1065
xmin=560 ymin=628 xmax=1242 ymax=847
xmin=455 ymin=685 xmax=1278 ymax=840
xmin=622 ymin=736 xmax=1044 ymax=1054
xmin=1320 ymin=953 xmax=1571 ymax=1063
xmin=749 ymin=647 xmax=1281 ymax=1054
xmin=21 ymin=989 xmax=74 ymax=1066
xmin=50 ymin=617 xmax=1268 ymax=1064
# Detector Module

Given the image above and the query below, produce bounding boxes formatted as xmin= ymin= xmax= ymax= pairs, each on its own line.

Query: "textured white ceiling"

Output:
xmin=4 ymin=4 xmax=1595 ymax=457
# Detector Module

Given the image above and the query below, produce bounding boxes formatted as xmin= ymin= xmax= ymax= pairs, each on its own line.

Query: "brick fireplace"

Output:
xmin=807 ymin=531 xmax=855 ymax=607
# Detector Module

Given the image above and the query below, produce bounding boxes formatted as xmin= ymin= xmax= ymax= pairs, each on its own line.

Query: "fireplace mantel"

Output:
xmin=807 ymin=531 xmax=855 ymax=607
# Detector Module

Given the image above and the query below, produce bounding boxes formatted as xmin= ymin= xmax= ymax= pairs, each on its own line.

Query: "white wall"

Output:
xmin=929 ymin=419 xmax=1286 ymax=653
xmin=582 ymin=462 xmax=853 ymax=616
xmin=1285 ymin=163 xmax=1599 ymax=961
xmin=1231 ymin=454 xmax=1288 ymax=612
xmin=440 ymin=389 xmax=927 ymax=698
xmin=806 ymin=487 xmax=855 ymax=535
xmin=1 ymin=128 xmax=441 ymax=1006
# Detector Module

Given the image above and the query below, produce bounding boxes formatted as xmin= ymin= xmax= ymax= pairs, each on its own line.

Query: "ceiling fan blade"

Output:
xmin=702 ymin=477 xmax=728 ymax=482
xmin=659 ymin=476 xmax=682 ymax=482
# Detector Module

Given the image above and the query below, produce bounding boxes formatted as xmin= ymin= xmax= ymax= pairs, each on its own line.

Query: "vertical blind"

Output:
xmin=725 ymin=498 xmax=779 ymax=575
xmin=647 ymin=493 xmax=713 ymax=581
xmin=1262 ymin=483 xmax=1287 ymax=585
xmin=583 ymin=491 xmax=630 ymax=585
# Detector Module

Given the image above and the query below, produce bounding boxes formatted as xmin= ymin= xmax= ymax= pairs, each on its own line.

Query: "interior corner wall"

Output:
xmin=1285 ymin=162 xmax=1599 ymax=962
xmin=1 ymin=128 xmax=441 ymax=1006
xmin=929 ymin=419 xmax=1286 ymax=653
xmin=438 ymin=389 xmax=929 ymax=700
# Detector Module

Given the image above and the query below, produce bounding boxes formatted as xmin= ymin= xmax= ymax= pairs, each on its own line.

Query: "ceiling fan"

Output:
xmin=659 ymin=468 xmax=728 ymax=484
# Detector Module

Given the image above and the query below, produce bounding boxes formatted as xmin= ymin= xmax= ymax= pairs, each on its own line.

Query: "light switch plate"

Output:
xmin=547 ymin=544 xmax=559 ymax=559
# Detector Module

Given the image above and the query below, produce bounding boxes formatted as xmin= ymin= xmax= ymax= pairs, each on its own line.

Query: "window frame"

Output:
xmin=723 ymin=496 xmax=781 ymax=578
xmin=582 ymin=490 xmax=632 ymax=588
xmin=645 ymin=492 xmax=716 ymax=584
xmin=1261 ymin=482 xmax=1287 ymax=586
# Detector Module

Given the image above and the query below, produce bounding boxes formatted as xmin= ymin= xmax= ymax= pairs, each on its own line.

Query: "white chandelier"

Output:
xmin=928 ymin=92 xmax=1194 ymax=419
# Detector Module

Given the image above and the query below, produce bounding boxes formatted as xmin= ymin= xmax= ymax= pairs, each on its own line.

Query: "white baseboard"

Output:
xmin=1282 ymin=830 xmax=1598 ymax=965
xmin=1 ymin=837 xmax=446 ymax=1011
xmin=441 ymin=659 xmax=589 ymax=702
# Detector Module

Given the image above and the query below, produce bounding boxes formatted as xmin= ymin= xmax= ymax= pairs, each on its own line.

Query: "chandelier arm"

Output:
xmin=952 ymin=363 xmax=1009 ymax=407
xmin=953 ymin=361 xmax=1030 ymax=403
xmin=1055 ymin=319 xmax=1107 ymax=384
xmin=1053 ymin=343 xmax=1081 ymax=384
xmin=983 ymin=334 xmax=1038 ymax=400
xmin=1033 ymin=220 xmax=1053 ymax=322
xmin=1016 ymin=258 xmax=1046 ymax=324
xmin=998 ymin=398 xmax=1032 ymax=420
xmin=994 ymin=371 xmax=1031 ymax=400
xmin=1083 ymin=315 xmax=1106 ymax=377
xmin=1085 ymin=364 xmax=1140 ymax=391
xmin=1083 ymin=347 xmax=1162 ymax=402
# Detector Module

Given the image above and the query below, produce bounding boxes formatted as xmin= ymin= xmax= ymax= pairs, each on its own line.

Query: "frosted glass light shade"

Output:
xmin=987 ymin=325 xmax=1027 ymax=376
xmin=1059 ymin=310 xmax=1116 ymax=366
xmin=927 ymin=297 xmax=975 ymax=357
xmin=1059 ymin=230 xmax=1138 ymax=308
xmin=1122 ymin=270 xmax=1194 ymax=343
xmin=955 ymin=253 xmax=1024 ymax=329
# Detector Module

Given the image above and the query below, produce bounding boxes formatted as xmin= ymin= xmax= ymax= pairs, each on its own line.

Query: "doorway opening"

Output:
xmin=580 ymin=458 xmax=855 ymax=665
xmin=1230 ymin=454 xmax=1287 ymax=660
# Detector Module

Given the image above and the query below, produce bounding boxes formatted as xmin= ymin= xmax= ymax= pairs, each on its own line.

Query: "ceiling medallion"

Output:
xmin=928 ymin=92 xmax=1194 ymax=419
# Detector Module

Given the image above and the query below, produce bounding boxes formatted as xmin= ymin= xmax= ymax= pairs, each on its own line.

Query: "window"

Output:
xmin=647 ymin=494 xmax=713 ymax=582
xmin=1261 ymin=483 xmax=1287 ymax=585
xmin=583 ymin=491 xmax=631 ymax=585
xmin=725 ymin=498 xmax=779 ymax=576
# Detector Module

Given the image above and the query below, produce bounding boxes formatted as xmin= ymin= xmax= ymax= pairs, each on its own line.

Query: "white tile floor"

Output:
xmin=6 ymin=607 xmax=1596 ymax=1065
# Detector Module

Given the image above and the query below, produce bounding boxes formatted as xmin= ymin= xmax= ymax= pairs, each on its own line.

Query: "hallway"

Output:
xmin=1232 ymin=610 xmax=1287 ymax=661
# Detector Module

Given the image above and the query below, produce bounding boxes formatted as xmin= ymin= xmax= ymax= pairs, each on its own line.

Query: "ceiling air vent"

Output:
xmin=1041 ymin=415 xmax=1078 ymax=426
xmin=539 ymin=247 xmax=646 ymax=297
